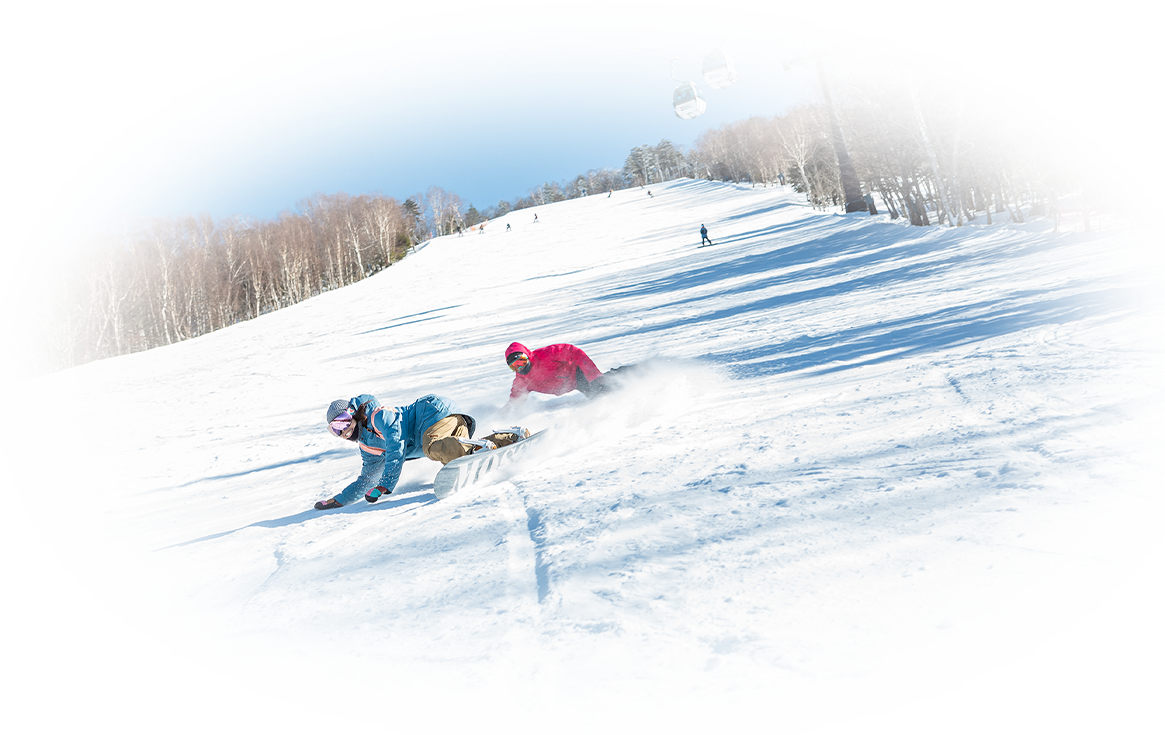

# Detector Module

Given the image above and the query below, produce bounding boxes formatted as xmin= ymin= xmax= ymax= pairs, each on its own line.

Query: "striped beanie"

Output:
xmin=326 ymin=399 xmax=351 ymax=423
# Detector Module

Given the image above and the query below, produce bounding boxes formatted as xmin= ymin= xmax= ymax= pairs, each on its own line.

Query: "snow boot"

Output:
xmin=365 ymin=486 xmax=390 ymax=503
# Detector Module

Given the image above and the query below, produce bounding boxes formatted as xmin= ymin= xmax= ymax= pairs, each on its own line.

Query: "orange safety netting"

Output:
xmin=1057 ymin=192 xmax=1165 ymax=232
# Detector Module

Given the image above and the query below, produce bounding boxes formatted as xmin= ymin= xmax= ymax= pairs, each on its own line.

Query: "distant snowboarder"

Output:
xmin=503 ymin=342 xmax=615 ymax=410
xmin=314 ymin=394 xmax=527 ymax=509
xmin=700 ymin=224 xmax=713 ymax=246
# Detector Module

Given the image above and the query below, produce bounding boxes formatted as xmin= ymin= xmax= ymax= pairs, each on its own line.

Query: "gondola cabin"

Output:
xmin=702 ymin=49 xmax=738 ymax=89
xmin=672 ymin=82 xmax=706 ymax=119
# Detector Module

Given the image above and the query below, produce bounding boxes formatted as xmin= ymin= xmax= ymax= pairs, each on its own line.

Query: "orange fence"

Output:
xmin=1057 ymin=194 xmax=1165 ymax=231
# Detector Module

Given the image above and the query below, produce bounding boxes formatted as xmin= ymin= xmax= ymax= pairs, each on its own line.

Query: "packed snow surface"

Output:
xmin=4 ymin=181 xmax=1161 ymax=733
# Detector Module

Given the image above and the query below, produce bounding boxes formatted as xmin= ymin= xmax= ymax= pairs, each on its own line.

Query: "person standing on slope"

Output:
xmin=503 ymin=341 xmax=610 ymax=410
xmin=700 ymin=224 xmax=713 ymax=246
xmin=315 ymin=393 xmax=527 ymax=510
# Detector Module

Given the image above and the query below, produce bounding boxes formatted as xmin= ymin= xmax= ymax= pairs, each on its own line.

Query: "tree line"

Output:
xmin=49 ymin=65 xmax=1087 ymax=372
xmin=2 ymin=151 xmax=689 ymax=389
xmin=54 ymin=193 xmax=416 ymax=368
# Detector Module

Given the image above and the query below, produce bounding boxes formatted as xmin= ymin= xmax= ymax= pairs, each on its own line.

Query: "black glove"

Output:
xmin=365 ymin=486 xmax=390 ymax=503
xmin=314 ymin=498 xmax=343 ymax=510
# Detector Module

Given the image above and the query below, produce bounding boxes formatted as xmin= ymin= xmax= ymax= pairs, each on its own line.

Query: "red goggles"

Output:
xmin=507 ymin=352 xmax=530 ymax=371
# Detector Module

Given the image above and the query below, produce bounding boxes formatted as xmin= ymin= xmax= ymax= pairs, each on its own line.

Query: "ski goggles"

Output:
xmin=506 ymin=352 xmax=530 ymax=371
xmin=328 ymin=411 xmax=355 ymax=436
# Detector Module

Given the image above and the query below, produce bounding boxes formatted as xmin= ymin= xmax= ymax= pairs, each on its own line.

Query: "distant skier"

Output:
xmin=533 ymin=213 xmax=539 ymax=223
xmin=315 ymin=394 xmax=527 ymax=510
xmin=647 ymin=190 xmax=653 ymax=198
xmin=506 ymin=223 xmax=511 ymax=232
xmin=700 ymin=224 xmax=713 ymax=246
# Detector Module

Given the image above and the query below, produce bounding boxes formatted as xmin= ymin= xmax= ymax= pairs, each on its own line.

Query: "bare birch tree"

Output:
xmin=843 ymin=0 xmax=959 ymax=221
xmin=932 ymin=0 xmax=997 ymax=224
xmin=423 ymin=186 xmax=464 ymax=237
xmin=773 ymin=107 xmax=834 ymax=207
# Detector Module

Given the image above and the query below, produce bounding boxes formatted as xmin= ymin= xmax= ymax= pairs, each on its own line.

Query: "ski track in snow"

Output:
xmin=3 ymin=180 xmax=1162 ymax=733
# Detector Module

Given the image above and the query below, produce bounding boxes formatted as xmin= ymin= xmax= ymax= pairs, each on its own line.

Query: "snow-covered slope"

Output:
xmin=4 ymin=180 xmax=1160 ymax=733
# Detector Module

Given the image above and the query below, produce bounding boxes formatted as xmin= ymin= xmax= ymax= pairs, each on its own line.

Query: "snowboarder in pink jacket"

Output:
xmin=504 ymin=341 xmax=607 ymax=408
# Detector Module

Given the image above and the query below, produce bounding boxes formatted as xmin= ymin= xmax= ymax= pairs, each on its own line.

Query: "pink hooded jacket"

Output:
xmin=506 ymin=342 xmax=603 ymax=403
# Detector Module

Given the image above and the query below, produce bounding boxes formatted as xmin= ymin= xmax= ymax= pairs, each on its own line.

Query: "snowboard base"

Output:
xmin=433 ymin=429 xmax=551 ymax=499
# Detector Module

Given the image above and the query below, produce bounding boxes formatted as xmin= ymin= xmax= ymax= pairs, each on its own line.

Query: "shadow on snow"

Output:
xmin=156 ymin=482 xmax=437 ymax=551
xmin=588 ymin=218 xmax=1123 ymax=377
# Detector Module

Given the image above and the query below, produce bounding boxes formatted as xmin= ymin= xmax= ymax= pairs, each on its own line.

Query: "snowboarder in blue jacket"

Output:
xmin=315 ymin=394 xmax=526 ymax=510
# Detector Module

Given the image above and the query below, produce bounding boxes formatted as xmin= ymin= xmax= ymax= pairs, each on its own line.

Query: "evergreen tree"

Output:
xmin=540 ymin=182 xmax=565 ymax=203
xmin=402 ymin=198 xmax=424 ymax=243
xmin=655 ymin=139 xmax=685 ymax=180
xmin=623 ymin=146 xmax=650 ymax=186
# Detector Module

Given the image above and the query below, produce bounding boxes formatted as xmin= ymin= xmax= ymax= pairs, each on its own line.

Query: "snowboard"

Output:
xmin=433 ymin=429 xmax=552 ymax=500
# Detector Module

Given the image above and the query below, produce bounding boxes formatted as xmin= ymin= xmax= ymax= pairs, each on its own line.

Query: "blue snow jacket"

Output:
xmin=335 ymin=393 xmax=466 ymax=504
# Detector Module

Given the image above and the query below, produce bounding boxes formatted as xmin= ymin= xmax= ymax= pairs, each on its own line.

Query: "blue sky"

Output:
xmin=0 ymin=0 xmax=824 ymax=246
